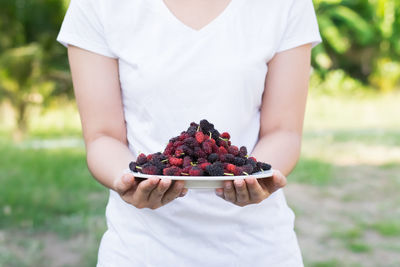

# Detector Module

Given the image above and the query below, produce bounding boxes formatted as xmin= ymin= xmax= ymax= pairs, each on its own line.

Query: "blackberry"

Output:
xmin=184 ymin=137 xmax=198 ymax=148
xmin=179 ymin=133 xmax=190 ymax=141
xmin=218 ymin=139 xmax=228 ymax=148
xmin=193 ymin=147 xmax=206 ymax=159
xmin=163 ymin=166 xmax=182 ymax=176
xmin=129 ymin=161 xmax=138 ymax=172
xmin=187 ymin=125 xmax=197 ymax=137
xmin=197 ymin=158 xmax=208 ymax=164
xmin=202 ymin=140 xmax=213 ymax=155
xmin=239 ymin=146 xmax=248 ymax=157
xmin=233 ymin=157 xmax=246 ymax=166
xmin=208 ymin=153 xmax=219 ymax=163
xmin=224 ymin=154 xmax=235 ymax=163
xmin=137 ymin=153 xmax=148 ymax=165
xmin=246 ymin=157 xmax=257 ymax=167
xmin=210 ymin=129 xmax=220 ymax=141
xmin=169 ymin=136 xmax=179 ymax=143
xmin=183 ymin=156 xmax=192 ymax=167
xmin=205 ymin=162 xmax=224 ymax=176
xmin=227 ymin=145 xmax=239 ymax=156
xmin=242 ymin=164 xmax=254 ymax=175
xmin=200 ymin=119 xmax=214 ymax=133
xmin=142 ymin=163 xmax=160 ymax=175
xmin=257 ymin=162 xmax=272 ymax=171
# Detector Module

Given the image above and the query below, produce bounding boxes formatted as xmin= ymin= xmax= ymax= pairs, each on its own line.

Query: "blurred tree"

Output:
xmin=0 ymin=0 xmax=71 ymax=139
xmin=312 ymin=0 xmax=400 ymax=91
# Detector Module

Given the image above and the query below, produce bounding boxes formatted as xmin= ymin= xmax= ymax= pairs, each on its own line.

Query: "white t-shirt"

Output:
xmin=58 ymin=0 xmax=321 ymax=266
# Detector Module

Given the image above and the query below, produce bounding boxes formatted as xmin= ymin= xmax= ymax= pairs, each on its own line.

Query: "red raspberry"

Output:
xmin=249 ymin=156 xmax=257 ymax=162
xmin=221 ymin=132 xmax=230 ymax=140
xmin=169 ymin=157 xmax=183 ymax=166
xmin=195 ymin=132 xmax=205 ymax=144
xmin=199 ymin=162 xmax=211 ymax=170
xmin=218 ymin=146 xmax=228 ymax=155
xmin=232 ymin=166 xmax=243 ymax=176
xmin=175 ymin=148 xmax=185 ymax=157
xmin=189 ymin=166 xmax=204 ymax=176
xmin=226 ymin=164 xmax=236 ymax=173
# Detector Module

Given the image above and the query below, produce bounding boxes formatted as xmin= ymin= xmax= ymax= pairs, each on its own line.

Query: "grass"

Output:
xmin=290 ymin=157 xmax=334 ymax=186
xmin=0 ymin=139 xmax=107 ymax=266
xmin=0 ymin=142 xmax=107 ymax=232
xmin=346 ymin=242 xmax=371 ymax=253
xmin=370 ymin=221 xmax=400 ymax=237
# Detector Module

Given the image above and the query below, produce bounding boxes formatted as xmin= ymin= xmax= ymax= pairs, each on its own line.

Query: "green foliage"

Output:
xmin=0 ymin=0 xmax=71 ymax=137
xmin=312 ymin=0 xmax=400 ymax=92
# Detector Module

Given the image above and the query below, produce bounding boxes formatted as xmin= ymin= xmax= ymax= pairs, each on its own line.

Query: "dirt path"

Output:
xmin=285 ymin=165 xmax=400 ymax=267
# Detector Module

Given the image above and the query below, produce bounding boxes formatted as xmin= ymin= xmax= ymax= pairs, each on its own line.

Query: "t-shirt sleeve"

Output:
xmin=276 ymin=0 xmax=322 ymax=53
xmin=56 ymin=0 xmax=117 ymax=58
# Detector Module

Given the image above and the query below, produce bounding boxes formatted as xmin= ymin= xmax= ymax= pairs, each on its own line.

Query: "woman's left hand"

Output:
xmin=215 ymin=170 xmax=287 ymax=207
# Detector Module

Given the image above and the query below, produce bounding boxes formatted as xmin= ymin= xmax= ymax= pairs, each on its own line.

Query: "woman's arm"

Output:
xmin=68 ymin=45 xmax=133 ymax=189
xmin=68 ymin=46 xmax=187 ymax=209
xmin=251 ymin=43 xmax=312 ymax=175
xmin=216 ymin=43 xmax=312 ymax=205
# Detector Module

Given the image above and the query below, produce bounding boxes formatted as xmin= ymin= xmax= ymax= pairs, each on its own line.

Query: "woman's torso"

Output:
xmin=95 ymin=0 xmax=304 ymax=266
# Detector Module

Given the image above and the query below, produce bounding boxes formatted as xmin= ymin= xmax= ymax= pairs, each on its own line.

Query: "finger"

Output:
xmin=215 ymin=188 xmax=225 ymax=199
xmin=132 ymin=178 xmax=160 ymax=206
xmin=161 ymin=180 xmax=185 ymax=205
xmin=234 ymin=179 xmax=249 ymax=204
xmin=269 ymin=170 xmax=287 ymax=193
xmin=246 ymin=178 xmax=265 ymax=203
xmin=179 ymin=188 xmax=188 ymax=197
xmin=148 ymin=178 xmax=171 ymax=204
xmin=223 ymin=180 xmax=236 ymax=203
xmin=114 ymin=173 xmax=136 ymax=195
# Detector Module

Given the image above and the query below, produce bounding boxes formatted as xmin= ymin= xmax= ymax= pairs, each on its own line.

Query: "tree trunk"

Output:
xmin=12 ymin=102 xmax=28 ymax=142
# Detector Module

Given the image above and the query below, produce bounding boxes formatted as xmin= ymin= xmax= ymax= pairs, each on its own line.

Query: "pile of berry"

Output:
xmin=129 ymin=120 xmax=271 ymax=176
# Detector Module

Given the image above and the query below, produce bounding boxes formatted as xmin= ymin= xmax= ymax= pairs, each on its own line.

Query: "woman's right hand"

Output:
xmin=113 ymin=173 xmax=188 ymax=210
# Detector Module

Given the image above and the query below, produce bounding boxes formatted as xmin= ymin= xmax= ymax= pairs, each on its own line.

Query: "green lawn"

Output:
xmin=0 ymin=92 xmax=400 ymax=266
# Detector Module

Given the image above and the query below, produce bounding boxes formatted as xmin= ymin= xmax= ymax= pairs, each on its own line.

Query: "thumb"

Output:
xmin=114 ymin=173 xmax=136 ymax=195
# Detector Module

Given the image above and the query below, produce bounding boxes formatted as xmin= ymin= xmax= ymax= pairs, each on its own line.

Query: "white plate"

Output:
xmin=128 ymin=169 xmax=274 ymax=189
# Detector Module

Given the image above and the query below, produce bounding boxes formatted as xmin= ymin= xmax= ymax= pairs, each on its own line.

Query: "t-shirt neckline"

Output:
xmin=155 ymin=0 xmax=241 ymax=36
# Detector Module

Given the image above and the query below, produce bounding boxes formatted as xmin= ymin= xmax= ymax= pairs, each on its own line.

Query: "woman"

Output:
xmin=57 ymin=0 xmax=321 ymax=266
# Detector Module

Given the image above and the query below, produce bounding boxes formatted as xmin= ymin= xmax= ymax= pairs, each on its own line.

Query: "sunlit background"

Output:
xmin=0 ymin=0 xmax=399 ymax=266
